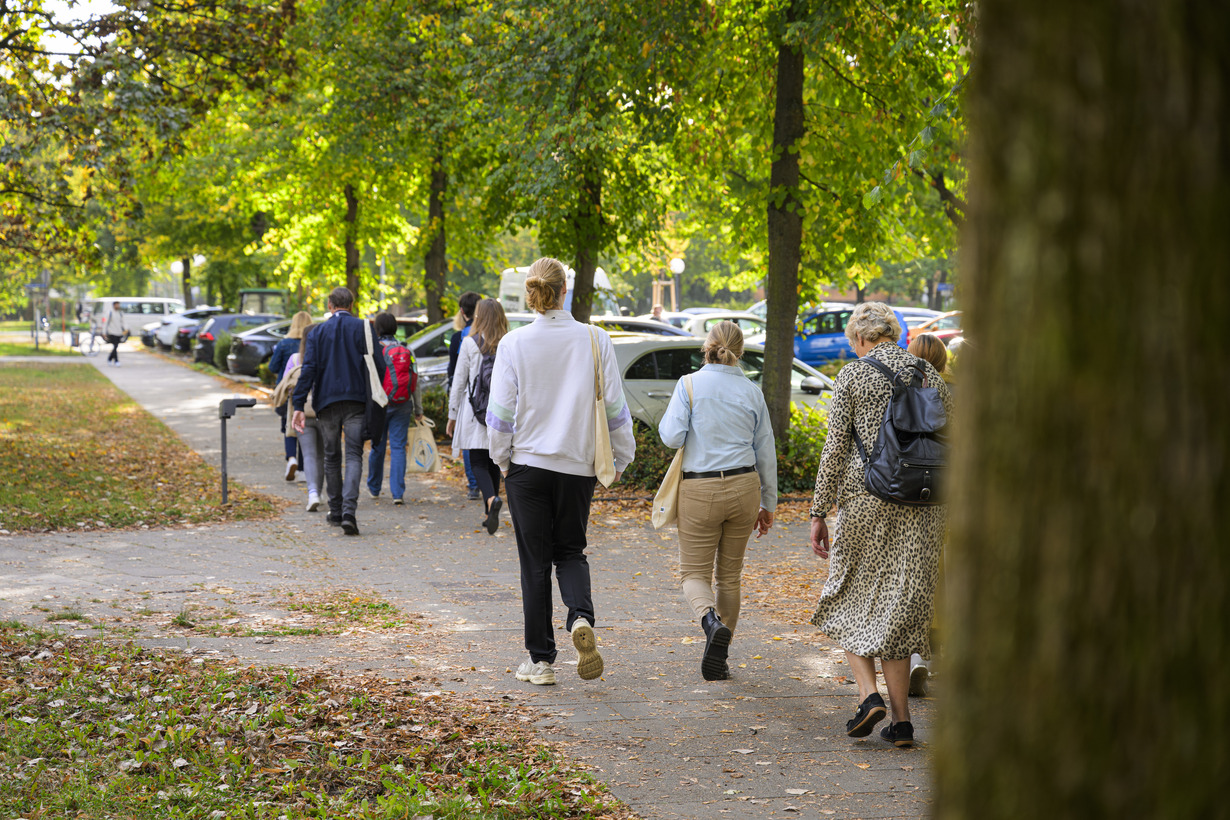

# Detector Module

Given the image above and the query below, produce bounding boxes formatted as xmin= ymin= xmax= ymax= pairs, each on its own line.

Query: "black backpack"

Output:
xmin=851 ymin=355 xmax=948 ymax=506
xmin=467 ymin=341 xmax=496 ymax=426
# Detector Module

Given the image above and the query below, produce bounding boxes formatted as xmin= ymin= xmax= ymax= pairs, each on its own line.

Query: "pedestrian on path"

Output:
xmin=447 ymin=291 xmax=482 ymax=501
xmin=273 ymin=322 xmax=325 ymax=511
xmin=658 ymin=321 xmax=776 ymax=682
xmin=102 ymin=301 xmax=125 ymax=366
xmin=488 ymin=257 xmax=636 ymax=686
xmin=291 ymin=287 xmax=385 ymax=536
xmin=366 ymin=312 xmax=423 ymax=505
xmin=808 ymin=302 xmax=953 ymax=748
xmin=273 ymin=311 xmax=313 ymax=481
xmin=447 ymin=298 xmax=508 ymax=534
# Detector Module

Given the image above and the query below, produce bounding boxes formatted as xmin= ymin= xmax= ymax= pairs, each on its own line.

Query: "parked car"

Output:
xmin=634 ymin=310 xmax=691 ymax=328
xmin=404 ymin=313 xmax=537 ymax=390
xmin=592 ymin=317 xmax=692 ymax=337
xmin=676 ymin=311 xmax=767 ymax=338
xmin=194 ymin=313 xmax=282 ymax=365
xmin=611 ymin=335 xmax=834 ymax=427
xmin=894 ymin=306 xmax=943 ymax=336
xmin=139 ymin=321 xmax=161 ymax=347
xmin=84 ymin=296 xmax=185 ymax=336
xmin=908 ymin=310 xmax=963 ymax=345
xmin=154 ymin=306 xmax=226 ymax=350
xmin=174 ymin=324 xmax=201 ymax=352
xmin=228 ymin=315 xmax=431 ymax=377
xmin=783 ymin=305 xmax=910 ymax=366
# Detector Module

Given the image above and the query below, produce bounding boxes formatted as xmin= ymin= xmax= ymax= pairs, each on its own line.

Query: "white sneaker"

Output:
xmin=909 ymin=653 xmax=930 ymax=697
xmin=367 ymin=489 xmax=379 ymax=499
xmin=392 ymin=497 xmax=404 ymax=506
xmin=515 ymin=659 xmax=556 ymax=685
xmin=571 ymin=619 xmax=604 ymax=680
xmin=284 ymin=457 xmax=297 ymax=481
xmin=306 ymin=491 xmax=320 ymax=512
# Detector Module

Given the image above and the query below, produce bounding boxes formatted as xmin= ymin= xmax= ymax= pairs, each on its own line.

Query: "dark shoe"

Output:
xmin=484 ymin=496 xmax=503 ymax=535
xmin=700 ymin=609 xmax=732 ymax=682
xmin=467 ymin=487 xmax=481 ymax=500
xmin=340 ymin=515 xmax=359 ymax=536
xmin=846 ymin=692 xmax=887 ymax=738
xmin=327 ymin=515 xmax=343 ymax=527
xmin=881 ymin=720 xmax=914 ymax=747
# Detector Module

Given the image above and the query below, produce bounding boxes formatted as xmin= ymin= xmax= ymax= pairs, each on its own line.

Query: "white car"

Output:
xmin=153 ymin=306 xmax=226 ymax=349
xmin=610 ymin=335 xmax=833 ymax=427
xmin=675 ymin=311 xmax=767 ymax=338
xmin=635 ymin=310 xmax=691 ymax=328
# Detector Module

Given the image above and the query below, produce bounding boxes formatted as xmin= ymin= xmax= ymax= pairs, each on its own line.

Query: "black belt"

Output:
xmin=681 ymin=466 xmax=757 ymax=480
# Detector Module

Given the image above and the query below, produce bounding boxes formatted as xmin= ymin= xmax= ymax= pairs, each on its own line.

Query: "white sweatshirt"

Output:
xmin=486 ymin=310 xmax=635 ymax=476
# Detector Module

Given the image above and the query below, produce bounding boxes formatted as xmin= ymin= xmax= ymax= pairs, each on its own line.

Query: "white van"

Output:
xmin=498 ymin=267 xmax=621 ymax=316
xmin=85 ymin=297 xmax=185 ymax=335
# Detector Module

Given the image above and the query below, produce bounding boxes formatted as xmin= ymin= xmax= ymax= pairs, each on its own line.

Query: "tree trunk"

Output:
xmin=423 ymin=149 xmax=448 ymax=323
xmin=935 ymin=2 xmax=1230 ymax=817
xmin=344 ymin=183 xmax=360 ymax=300
xmin=181 ymin=256 xmax=193 ymax=308
xmin=570 ymin=166 xmax=602 ymax=324
xmin=762 ymin=0 xmax=805 ymax=439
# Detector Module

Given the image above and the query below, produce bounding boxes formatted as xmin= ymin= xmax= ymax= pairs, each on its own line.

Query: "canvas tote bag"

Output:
xmin=407 ymin=417 xmax=441 ymax=473
xmin=651 ymin=374 xmax=694 ymax=529
xmin=589 ymin=326 xmax=617 ymax=487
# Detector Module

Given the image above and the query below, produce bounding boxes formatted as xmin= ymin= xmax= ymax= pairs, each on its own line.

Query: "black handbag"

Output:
xmin=851 ymin=356 xmax=948 ymax=506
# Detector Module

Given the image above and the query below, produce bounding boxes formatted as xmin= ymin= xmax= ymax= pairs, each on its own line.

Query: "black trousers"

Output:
xmin=467 ymin=448 xmax=502 ymax=503
xmin=504 ymin=463 xmax=598 ymax=664
xmin=106 ymin=334 xmax=122 ymax=362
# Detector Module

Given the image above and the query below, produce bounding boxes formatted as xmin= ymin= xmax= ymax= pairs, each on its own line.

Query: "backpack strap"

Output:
xmin=850 ymin=354 xmax=900 ymax=464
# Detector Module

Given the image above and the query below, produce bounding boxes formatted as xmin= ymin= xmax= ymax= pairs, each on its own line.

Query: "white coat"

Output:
xmin=448 ymin=334 xmax=492 ymax=455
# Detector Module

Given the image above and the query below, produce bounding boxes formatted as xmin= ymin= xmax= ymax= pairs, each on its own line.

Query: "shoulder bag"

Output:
xmin=589 ymin=326 xmax=617 ymax=487
xmin=651 ymin=374 xmax=694 ymax=529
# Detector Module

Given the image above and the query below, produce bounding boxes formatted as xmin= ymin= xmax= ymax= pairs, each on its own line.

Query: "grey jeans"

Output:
xmin=295 ymin=418 xmax=326 ymax=497
xmin=316 ymin=400 xmax=365 ymax=519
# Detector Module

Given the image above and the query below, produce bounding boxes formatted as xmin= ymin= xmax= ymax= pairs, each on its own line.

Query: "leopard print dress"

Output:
xmin=808 ymin=342 xmax=952 ymax=660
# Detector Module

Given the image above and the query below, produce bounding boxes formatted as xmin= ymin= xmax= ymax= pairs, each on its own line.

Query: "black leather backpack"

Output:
xmin=852 ymin=356 xmax=948 ymax=506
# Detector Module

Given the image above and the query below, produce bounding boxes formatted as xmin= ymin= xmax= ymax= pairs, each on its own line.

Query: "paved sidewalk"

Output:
xmin=0 ymin=349 xmax=935 ymax=819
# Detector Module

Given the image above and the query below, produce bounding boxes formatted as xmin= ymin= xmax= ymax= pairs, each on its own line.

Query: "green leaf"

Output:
xmin=862 ymin=186 xmax=883 ymax=209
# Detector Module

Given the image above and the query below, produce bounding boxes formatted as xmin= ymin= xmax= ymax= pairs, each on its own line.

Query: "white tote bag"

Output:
xmin=364 ymin=320 xmax=389 ymax=407
xmin=651 ymin=375 xmax=693 ymax=529
xmin=407 ymin=417 xmax=440 ymax=473
xmin=589 ymin=327 xmax=617 ymax=488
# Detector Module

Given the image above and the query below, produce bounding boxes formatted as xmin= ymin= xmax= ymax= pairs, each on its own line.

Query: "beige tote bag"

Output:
xmin=589 ymin=327 xmax=617 ymax=487
xmin=651 ymin=375 xmax=694 ymax=529
xmin=364 ymin=319 xmax=389 ymax=407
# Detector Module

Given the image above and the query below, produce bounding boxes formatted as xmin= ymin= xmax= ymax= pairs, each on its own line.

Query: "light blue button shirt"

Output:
xmin=657 ymin=363 xmax=778 ymax=511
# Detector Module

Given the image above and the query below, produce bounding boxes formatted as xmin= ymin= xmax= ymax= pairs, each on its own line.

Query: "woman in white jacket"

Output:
xmin=447 ymin=298 xmax=508 ymax=535
xmin=486 ymin=257 xmax=636 ymax=687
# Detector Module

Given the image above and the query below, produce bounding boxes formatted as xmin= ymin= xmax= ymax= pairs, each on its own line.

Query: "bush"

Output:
xmin=213 ymin=331 xmax=232 ymax=371
xmin=420 ymin=386 xmax=449 ymax=439
xmin=257 ymin=362 xmax=275 ymax=386
xmin=620 ymin=403 xmax=829 ymax=496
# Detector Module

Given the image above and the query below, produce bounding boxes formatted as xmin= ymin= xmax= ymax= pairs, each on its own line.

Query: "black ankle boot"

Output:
xmin=700 ymin=608 xmax=732 ymax=681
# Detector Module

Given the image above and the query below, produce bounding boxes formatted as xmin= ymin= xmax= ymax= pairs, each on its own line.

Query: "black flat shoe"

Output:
xmin=881 ymin=720 xmax=914 ymax=747
xmin=700 ymin=609 xmax=732 ymax=682
xmin=484 ymin=496 xmax=502 ymax=535
xmin=846 ymin=692 xmax=887 ymax=737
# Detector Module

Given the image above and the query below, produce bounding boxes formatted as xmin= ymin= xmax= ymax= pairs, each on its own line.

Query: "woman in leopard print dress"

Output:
xmin=808 ymin=302 xmax=952 ymax=748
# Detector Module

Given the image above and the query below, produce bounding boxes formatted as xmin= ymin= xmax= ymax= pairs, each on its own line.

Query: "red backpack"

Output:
xmin=381 ymin=342 xmax=417 ymax=404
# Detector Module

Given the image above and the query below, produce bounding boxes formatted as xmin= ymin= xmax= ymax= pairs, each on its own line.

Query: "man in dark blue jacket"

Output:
xmin=292 ymin=287 xmax=385 ymax=535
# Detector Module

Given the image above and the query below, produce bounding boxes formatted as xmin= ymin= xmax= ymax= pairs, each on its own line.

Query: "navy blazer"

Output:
xmin=292 ymin=311 xmax=386 ymax=414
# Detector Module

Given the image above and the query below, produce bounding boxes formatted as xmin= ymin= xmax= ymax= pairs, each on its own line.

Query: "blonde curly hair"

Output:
xmin=844 ymin=302 xmax=901 ymax=345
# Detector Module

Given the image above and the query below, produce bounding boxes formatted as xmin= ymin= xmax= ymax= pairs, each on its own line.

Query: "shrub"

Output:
xmin=257 ymin=362 xmax=275 ymax=386
xmin=620 ymin=403 xmax=829 ymax=496
xmin=420 ymin=386 xmax=449 ymax=438
xmin=213 ymin=331 xmax=232 ymax=371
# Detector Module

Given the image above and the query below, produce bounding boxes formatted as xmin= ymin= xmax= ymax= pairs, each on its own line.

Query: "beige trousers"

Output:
xmin=677 ymin=471 xmax=761 ymax=632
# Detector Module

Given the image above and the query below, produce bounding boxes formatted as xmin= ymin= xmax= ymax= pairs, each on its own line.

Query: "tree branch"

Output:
xmin=912 ymin=167 xmax=965 ymax=226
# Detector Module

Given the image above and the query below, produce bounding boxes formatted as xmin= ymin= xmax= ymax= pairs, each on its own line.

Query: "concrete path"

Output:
xmin=0 ymin=348 xmax=936 ymax=819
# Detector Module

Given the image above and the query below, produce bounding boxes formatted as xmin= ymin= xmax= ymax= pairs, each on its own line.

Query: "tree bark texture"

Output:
xmin=570 ymin=166 xmax=602 ymax=325
xmin=936 ymin=2 xmax=1230 ymax=817
xmin=343 ymin=183 xmax=360 ymax=300
xmin=180 ymin=256 xmax=192 ymax=308
xmin=763 ymin=0 xmax=805 ymax=440
xmin=424 ymin=152 xmax=448 ymax=324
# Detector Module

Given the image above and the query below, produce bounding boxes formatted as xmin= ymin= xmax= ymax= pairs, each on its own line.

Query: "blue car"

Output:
xmin=792 ymin=305 xmax=909 ymax=365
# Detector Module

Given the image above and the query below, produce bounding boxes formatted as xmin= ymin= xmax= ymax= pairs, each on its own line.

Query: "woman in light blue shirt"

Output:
xmin=658 ymin=321 xmax=776 ymax=681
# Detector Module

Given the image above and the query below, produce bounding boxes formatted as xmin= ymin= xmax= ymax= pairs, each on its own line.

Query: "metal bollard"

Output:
xmin=218 ymin=397 xmax=257 ymax=504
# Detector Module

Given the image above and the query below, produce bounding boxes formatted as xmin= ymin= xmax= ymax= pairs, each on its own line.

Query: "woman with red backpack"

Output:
xmin=366 ymin=312 xmax=423 ymax=505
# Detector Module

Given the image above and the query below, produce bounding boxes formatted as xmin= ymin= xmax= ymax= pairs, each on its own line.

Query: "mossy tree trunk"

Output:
xmin=937 ymin=1 xmax=1230 ymax=817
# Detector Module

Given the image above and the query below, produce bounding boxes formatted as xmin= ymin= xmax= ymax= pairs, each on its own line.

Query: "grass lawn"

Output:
xmin=0 ymin=339 xmax=78 ymax=357
xmin=0 ymin=625 xmax=633 ymax=819
xmin=0 ymin=362 xmax=277 ymax=533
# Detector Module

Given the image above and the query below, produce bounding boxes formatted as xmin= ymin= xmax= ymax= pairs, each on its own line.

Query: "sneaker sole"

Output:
xmin=909 ymin=666 xmax=929 ymax=697
xmin=306 ymin=498 xmax=320 ymax=512
xmin=847 ymin=704 xmax=888 ymax=738
xmin=701 ymin=624 xmax=732 ymax=682
xmin=484 ymin=497 xmax=503 ymax=535
xmin=572 ymin=623 xmax=604 ymax=680
xmin=515 ymin=670 xmax=556 ymax=685
xmin=285 ymin=464 xmax=297 ymax=481
xmin=393 ymin=499 xmax=404 ymax=506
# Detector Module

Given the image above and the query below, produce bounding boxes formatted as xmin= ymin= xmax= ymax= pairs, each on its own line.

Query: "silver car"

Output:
xmin=609 ymin=335 xmax=833 ymax=427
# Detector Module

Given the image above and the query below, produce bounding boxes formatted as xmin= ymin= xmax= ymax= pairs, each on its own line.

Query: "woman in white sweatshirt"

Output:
xmin=486 ymin=257 xmax=636 ymax=686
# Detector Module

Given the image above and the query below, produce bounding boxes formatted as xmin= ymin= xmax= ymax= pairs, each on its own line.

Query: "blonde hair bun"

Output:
xmin=525 ymin=257 xmax=567 ymax=313
xmin=703 ymin=321 xmax=744 ymax=366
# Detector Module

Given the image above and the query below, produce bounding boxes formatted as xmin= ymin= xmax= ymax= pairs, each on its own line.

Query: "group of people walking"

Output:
xmin=268 ymin=262 xmax=952 ymax=749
